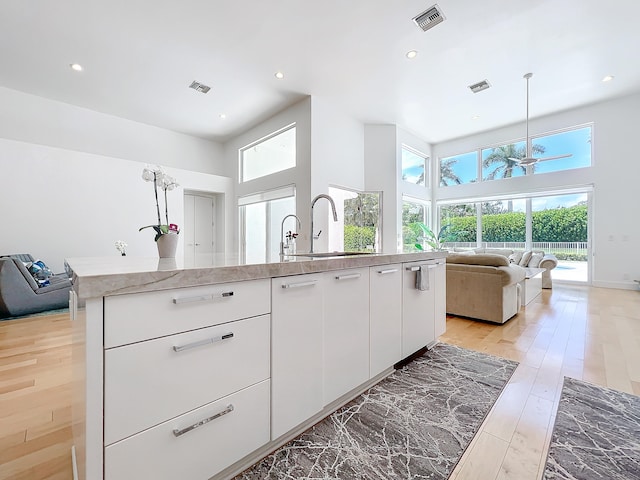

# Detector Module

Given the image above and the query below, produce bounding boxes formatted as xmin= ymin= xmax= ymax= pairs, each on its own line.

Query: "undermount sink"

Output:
xmin=290 ymin=251 xmax=376 ymax=258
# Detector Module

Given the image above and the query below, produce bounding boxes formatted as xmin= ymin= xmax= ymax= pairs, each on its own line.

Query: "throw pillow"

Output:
xmin=28 ymin=260 xmax=53 ymax=287
xmin=528 ymin=252 xmax=544 ymax=268
xmin=509 ymin=252 xmax=523 ymax=264
xmin=519 ymin=251 xmax=533 ymax=267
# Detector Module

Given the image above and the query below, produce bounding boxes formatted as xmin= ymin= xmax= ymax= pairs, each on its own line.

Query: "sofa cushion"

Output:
xmin=528 ymin=252 xmax=544 ymax=268
xmin=509 ymin=251 xmax=523 ymax=264
xmin=519 ymin=251 xmax=532 ymax=266
xmin=447 ymin=253 xmax=510 ymax=267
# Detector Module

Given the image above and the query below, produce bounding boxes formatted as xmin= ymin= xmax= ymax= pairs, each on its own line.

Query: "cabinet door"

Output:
xmin=433 ymin=261 xmax=447 ymax=338
xmin=402 ymin=262 xmax=436 ymax=358
xmin=271 ymin=274 xmax=324 ymax=439
xmin=370 ymin=264 xmax=402 ymax=377
xmin=323 ymin=267 xmax=370 ymax=406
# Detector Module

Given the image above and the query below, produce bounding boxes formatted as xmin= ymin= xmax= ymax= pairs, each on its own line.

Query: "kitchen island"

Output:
xmin=67 ymin=251 xmax=446 ymax=480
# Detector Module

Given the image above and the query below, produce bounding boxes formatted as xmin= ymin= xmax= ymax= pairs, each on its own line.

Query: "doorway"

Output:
xmin=184 ymin=193 xmax=216 ymax=265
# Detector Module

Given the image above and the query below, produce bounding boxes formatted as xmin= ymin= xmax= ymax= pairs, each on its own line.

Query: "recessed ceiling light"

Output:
xmin=275 ymin=71 xmax=284 ymax=79
xmin=602 ymin=75 xmax=614 ymax=82
xmin=406 ymin=50 xmax=418 ymax=59
xmin=219 ymin=114 xmax=227 ymax=119
xmin=471 ymin=115 xmax=480 ymax=120
xmin=70 ymin=63 xmax=83 ymax=72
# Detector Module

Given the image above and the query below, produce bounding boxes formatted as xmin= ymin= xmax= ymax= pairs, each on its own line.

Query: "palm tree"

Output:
xmin=440 ymin=158 xmax=463 ymax=186
xmin=482 ymin=143 xmax=545 ymax=180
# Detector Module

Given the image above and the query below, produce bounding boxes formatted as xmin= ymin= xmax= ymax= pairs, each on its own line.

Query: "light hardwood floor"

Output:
xmin=0 ymin=285 xmax=638 ymax=480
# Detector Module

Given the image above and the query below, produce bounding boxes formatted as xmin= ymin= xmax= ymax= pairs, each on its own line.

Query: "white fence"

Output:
xmin=445 ymin=242 xmax=588 ymax=254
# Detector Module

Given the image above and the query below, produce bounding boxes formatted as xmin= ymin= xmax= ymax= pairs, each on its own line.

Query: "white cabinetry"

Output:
xmin=102 ymin=279 xmax=271 ymax=480
xmin=323 ymin=267 xmax=370 ymax=406
xmin=402 ymin=260 xmax=446 ymax=357
xmin=271 ymin=273 xmax=324 ymax=440
xmin=105 ymin=380 xmax=269 ymax=480
xmin=369 ymin=264 xmax=402 ymax=377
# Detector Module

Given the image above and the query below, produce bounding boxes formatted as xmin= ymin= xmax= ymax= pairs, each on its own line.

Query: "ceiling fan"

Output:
xmin=509 ymin=73 xmax=572 ymax=166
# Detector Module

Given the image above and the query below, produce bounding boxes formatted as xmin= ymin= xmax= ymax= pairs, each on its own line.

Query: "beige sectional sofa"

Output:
xmin=461 ymin=248 xmax=558 ymax=289
xmin=446 ymin=253 xmax=526 ymax=324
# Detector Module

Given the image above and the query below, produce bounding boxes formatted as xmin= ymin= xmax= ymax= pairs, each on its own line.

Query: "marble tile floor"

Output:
xmin=236 ymin=344 xmax=518 ymax=480
xmin=543 ymin=377 xmax=640 ymax=480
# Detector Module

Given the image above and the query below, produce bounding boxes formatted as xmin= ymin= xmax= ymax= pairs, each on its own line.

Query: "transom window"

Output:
xmin=240 ymin=125 xmax=296 ymax=182
xmin=439 ymin=151 xmax=477 ymax=186
xmin=440 ymin=125 xmax=592 ymax=187
xmin=401 ymin=146 xmax=428 ymax=186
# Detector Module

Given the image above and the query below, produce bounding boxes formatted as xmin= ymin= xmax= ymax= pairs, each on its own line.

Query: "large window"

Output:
xmin=439 ymin=203 xmax=477 ymax=245
xmin=481 ymin=199 xmax=526 ymax=246
xmin=435 ymin=192 xmax=590 ymax=282
xmin=482 ymin=141 xmax=527 ymax=181
xmin=401 ymin=198 xmax=428 ymax=252
xmin=440 ymin=125 xmax=592 ymax=187
xmin=239 ymin=186 xmax=296 ymax=263
xmin=328 ymin=187 xmax=381 ymax=253
xmin=240 ymin=125 xmax=296 ymax=182
xmin=439 ymin=152 xmax=477 ymax=186
xmin=531 ymin=126 xmax=592 ymax=175
xmin=401 ymin=146 xmax=427 ymax=186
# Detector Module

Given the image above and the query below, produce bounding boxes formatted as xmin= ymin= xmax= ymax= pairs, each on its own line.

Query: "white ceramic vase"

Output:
xmin=156 ymin=232 xmax=179 ymax=258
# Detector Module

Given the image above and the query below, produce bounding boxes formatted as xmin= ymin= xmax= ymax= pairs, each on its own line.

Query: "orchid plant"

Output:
xmin=139 ymin=164 xmax=180 ymax=241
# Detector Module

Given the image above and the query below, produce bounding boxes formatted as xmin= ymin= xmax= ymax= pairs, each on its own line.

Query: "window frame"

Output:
xmin=239 ymin=123 xmax=296 ymax=183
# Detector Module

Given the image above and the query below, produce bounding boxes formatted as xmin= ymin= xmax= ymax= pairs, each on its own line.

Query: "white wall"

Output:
xmin=432 ymin=92 xmax=640 ymax=289
xmin=0 ymin=86 xmax=232 ymax=272
xmin=310 ymin=97 xmax=365 ymax=253
xmin=0 ymin=86 xmax=224 ymax=175
xmin=223 ymin=97 xmax=312 ymax=253
xmin=364 ymin=125 xmax=432 ymax=253
xmin=0 ymin=138 xmax=232 ymax=273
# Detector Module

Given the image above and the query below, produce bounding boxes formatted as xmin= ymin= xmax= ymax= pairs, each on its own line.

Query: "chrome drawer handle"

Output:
xmin=377 ymin=268 xmax=398 ymax=275
xmin=335 ymin=273 xmax=361 ymax=280
xmin=172 ymin=404 xmax=234 ymax=437
xmin=172 ymin=291 xmax=234 ymax=304
xmin=281 ymin=280 xmax=317 ymax=289
xmin=406 ymin=266 xmax=421 ymax=272
xmin=172 ymin=333 xmax=234 ymax=352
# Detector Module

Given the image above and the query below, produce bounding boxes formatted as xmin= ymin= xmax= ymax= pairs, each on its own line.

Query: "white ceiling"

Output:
xmin=2 ymin=0 xmax=639 ymax=144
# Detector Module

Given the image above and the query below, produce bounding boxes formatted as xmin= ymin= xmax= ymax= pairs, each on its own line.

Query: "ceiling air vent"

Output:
xmin=189 ymin=81 xmax=211 ymax=94
xmin=469 ymin=80 xmax=491 ymax=93
xmin=413 ymin=4 xmax=445 ymax=32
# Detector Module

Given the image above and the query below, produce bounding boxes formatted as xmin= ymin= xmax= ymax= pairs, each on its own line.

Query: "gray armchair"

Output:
xmin=0 ymin=254 xmax=72 ymax=318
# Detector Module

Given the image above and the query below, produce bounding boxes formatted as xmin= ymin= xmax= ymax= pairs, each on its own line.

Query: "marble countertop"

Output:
xmin=65 ymin=251 xmax=447 ymax=299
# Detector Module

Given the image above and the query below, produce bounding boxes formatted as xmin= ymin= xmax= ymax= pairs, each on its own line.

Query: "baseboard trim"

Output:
xmin=591 ymin=280 xmax=639 ymax=290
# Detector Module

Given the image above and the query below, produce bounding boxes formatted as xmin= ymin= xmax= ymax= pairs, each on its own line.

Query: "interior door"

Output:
xmin=184 ymin=194 xmax=215 ymax=265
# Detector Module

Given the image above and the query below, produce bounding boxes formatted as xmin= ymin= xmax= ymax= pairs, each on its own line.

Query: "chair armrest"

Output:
xmin=539 ymin=254 xmax=558 ymax=271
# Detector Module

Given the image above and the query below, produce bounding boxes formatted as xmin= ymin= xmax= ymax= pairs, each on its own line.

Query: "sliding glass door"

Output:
xmin=532 ymin=193 xmax=589 ymax=283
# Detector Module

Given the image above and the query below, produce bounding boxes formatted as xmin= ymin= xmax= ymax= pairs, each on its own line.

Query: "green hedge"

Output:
xmin=344 ymin=225 xmax=376 ymax=251
xmin=443 ymin=205 xmax=587 ymax=243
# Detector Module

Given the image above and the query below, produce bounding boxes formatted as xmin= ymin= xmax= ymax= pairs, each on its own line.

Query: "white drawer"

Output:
xmin=104 ymin=278 xmax=270 ymax=347
xmin=105 ymin=380 xmax=270 ymax=480
xmin=104 ymin=314 xmax=270 ymax=445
